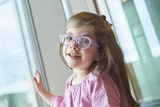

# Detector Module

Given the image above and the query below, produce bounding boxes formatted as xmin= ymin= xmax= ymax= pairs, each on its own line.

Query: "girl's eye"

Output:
xmin=80 ymin=38 xmax=89 ymax=44
xmin=78 ymin=38 xmax=89 ymax=47
xmin=66 ymin=36 xmax=72 ymax=41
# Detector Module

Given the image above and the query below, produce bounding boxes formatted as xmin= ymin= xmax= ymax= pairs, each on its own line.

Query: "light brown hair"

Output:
xmin=59 ymin=12 xmax=140 ymax=107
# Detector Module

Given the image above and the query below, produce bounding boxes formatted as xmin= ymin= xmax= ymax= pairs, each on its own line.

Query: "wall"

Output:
xmin=28 ymin=0 xmax=71 ymax=95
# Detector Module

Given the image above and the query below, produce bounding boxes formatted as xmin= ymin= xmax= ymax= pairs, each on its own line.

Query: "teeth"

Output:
xmin=69 ymin=54 xmax=80 ymax=57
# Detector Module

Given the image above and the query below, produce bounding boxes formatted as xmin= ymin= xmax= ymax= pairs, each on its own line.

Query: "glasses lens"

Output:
xmin=60 ymin=34 xmax=92 ymax=49
xmin=61 ymin=34 xmax=73 ymax=45
xmin=77 ymin=37 xmax=90 ymax=49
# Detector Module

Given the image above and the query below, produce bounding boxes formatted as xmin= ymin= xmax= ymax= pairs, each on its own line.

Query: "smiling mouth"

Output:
xmin=68 ymin=53 xmax=81 ymax=58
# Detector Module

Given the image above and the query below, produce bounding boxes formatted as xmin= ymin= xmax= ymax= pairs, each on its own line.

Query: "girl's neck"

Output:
xmin=72 ymin=69 xmax=89 ymax=85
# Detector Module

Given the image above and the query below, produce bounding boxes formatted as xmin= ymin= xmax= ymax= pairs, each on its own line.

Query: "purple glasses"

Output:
xmin=60 ymin=34 xmax=99 ymax=50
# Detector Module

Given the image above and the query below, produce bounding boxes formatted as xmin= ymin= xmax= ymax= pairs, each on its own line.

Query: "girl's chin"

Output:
xmin=67 ymin=64 xmax=89 ymax=70
xmin=67 ymin=64 xmax=76 ymax=68
xmin=67 ymin=62 xmax=81 ymax=69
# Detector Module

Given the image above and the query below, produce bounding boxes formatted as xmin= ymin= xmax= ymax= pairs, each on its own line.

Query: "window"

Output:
xmin=0 ymin=0 xmax=45 ymax=107
xmin=105 ymin=0 xmax=160 ymax=106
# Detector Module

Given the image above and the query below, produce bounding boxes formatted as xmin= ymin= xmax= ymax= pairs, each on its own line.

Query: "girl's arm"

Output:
xmin=33 ymin=70 xmax=53 ymax=106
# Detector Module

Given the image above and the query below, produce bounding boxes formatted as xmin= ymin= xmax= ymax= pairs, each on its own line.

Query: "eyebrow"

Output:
xmin=65 ymin=32 xmax=95 ymax=40
xmin=66 ymin=32 xmax=94 ymax=38
xmin=83 ymin=34 xmax=95 ymax=39
xmin=82 ymin=34 xmax=96 ymax=40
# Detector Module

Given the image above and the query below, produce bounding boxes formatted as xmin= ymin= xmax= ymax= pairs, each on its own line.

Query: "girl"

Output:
xmin=33 ymin=12 xmax=140 ymax=107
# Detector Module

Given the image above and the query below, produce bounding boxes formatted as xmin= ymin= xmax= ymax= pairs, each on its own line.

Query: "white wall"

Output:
xmin=28 ymin=0 xmax=71 ymax=95
xmin=69 ymin=0 xmax=97 ymax=14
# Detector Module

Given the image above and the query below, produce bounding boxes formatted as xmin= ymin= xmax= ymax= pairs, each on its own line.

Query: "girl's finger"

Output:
xmin=35 ymin=70 xmax=43 ymax=83
xmin=33 ymin=77 xmax=38 ymax=84
xmin=35 ymin=70 xmax=39 ymax=75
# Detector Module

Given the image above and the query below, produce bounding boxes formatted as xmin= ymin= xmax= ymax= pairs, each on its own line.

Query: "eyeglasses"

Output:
xmin=60 ymin=34 xmax=99 ymax=50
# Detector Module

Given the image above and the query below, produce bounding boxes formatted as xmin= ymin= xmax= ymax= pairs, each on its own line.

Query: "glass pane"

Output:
xmin=0 ymin=0 xmax=38 ymax=107
xmin=106 ymin=0 xmax=160 ymax=106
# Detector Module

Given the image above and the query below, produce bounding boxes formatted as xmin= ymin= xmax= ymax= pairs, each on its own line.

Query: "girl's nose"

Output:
xmin=69 ymin=41 xmax=78 ymax=50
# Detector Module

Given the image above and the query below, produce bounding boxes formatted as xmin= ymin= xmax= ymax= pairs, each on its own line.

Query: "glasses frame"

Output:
xmin=60 ymin=34 xmax=99 ymax=50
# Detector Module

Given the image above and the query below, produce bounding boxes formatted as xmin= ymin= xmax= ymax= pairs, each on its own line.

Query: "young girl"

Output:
xmin=33 ymin=12 xmax=140 ymax=107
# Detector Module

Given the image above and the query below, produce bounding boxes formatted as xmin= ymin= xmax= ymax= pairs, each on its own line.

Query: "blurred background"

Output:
xmin=0 ymin=0 xmax=159 ymax=107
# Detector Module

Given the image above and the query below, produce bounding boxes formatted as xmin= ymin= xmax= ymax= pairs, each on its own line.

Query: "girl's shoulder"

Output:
xmin=86 ymin=70 xmax=120 ymax=96
xmin=86 ymin=70 xmax=118 ymax=90
xmin=86 ymin=70 xmax=111 ymax=82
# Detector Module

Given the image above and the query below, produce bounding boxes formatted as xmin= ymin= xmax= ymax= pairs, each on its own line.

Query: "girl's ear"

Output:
xmin=95 ymin=53 xmax=104 ymax=61
xmin=95 ymin=57 xmax=99 ymax=61
xmin=95 ymin=53 xmax=100 ymax=61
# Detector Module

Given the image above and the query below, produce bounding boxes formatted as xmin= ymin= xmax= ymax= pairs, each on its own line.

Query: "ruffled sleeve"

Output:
xmin=50 ymin=75 xmax=73 ymax=107
xmin=50 ymin=95 xmax=65 ymax=107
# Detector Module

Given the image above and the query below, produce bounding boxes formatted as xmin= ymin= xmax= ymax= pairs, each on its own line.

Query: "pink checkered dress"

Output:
xmin=51 ymin=71 xmax=125 ymax=107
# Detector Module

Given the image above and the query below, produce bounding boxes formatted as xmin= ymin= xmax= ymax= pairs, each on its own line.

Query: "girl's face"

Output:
xmin=62 ymin=24 xmax=99 ymax=71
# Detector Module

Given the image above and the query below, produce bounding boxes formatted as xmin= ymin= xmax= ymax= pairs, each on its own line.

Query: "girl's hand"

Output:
xmin=33 ymin=70 xmax=46 ymax=94
xmin=33 ymin=70 xmax=53 ymax=105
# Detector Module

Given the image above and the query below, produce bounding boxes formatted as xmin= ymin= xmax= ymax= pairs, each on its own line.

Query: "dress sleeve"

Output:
xmin=50 ymin=95 xmax=65 ymax=107
xmin=50 ymin=75 xmax=73 ymax=107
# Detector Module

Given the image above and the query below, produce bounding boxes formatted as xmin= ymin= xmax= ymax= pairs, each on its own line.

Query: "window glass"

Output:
xmin=0 ymin=0 xmax=39 ymax=107
xmin=105 ymin=0 xmax=160 ymax=106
